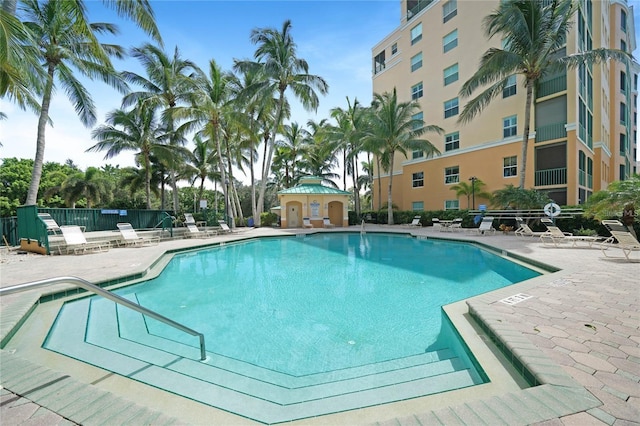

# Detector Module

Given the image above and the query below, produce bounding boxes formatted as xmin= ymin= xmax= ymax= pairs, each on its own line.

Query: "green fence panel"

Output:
xmin=17 ymin=205 xmax=50 ymax=254
xmin=37 ymin=208 xmax=174 ymax=232
xmin=1 ymin=216 xmax=18 ymax=247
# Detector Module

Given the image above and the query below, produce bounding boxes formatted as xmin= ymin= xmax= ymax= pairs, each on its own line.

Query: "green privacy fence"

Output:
xmin=37 ymin=208 xmax=174 ymax=232
xmin=7 ymin=207 xmax=175 ymax=253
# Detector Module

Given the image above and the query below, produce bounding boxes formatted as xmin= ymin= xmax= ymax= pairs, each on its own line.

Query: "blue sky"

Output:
xmin=1 ymin=0 xmax=639 ymax=179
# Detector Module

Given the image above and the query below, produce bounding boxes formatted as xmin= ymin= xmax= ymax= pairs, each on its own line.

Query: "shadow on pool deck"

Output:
xmin=1 ymin=225 xmax=638 ymax=425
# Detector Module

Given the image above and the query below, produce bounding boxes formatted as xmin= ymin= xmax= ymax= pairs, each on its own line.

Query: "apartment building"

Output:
xmin=371 ymin=0 xmax=639 ymax=211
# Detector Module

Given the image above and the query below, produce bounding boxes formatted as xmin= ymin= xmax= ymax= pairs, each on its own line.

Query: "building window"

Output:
xmin=445 ymin=131 xmax=459 ymax=151
xmin=442 ymin=0 xmax=457 ymax=23
xmin=620 ymin=102 xmax=626 ymax=125
xmin=445 ymin=200 xmax=459 ymax=210
xmin=411 ymin=52 xmax=423 ymax=72
xmin=621 ymin=39 xmax=626 ymax=52
xmin=411 ymin=82 xmax=423 ymax=100
xmin=412 ymin=171 xmax=424 ymax=187
xmin=620 ymin=133 xmax=626 ymax=154
xmin=374 ymin=50 xmax=385 ymax=74
xmin=443 ymin=63 xmax=459 ymax=86
xmin=621 ymin=9 xmax=627 ymax=32
xmin=411 ymin=23 xmax=422 ymax=45
xmin=503 ymin=115 xmax=517 ymax=138
xmin=621 ymin=71 xmax=626 ymax=94
xmin=503 ymin=75 xmax=516 ymax=98
xmin=444 ymin=166 xmax=459 ymax=184
xmin=444 ymin=97 xmax=459 ymax=118
xmin=503 ymin=156 xmax=517 ymax=177
xmin=412 ymin=201 xmax=424 ymax=211
xmin=443 ymin=29 xmax=458 ymax=53
xmin=391 ymin=43 xmax=398 ymax=55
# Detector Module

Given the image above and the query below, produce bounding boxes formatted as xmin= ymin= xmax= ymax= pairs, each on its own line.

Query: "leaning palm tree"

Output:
xmin=367 ymin=89 xmax=443 ymax=225
xmin=234 ymin=19 xmax=329 ymax=225
xmin=21 ymin=0 xmax=128 ymax=206
xmin=1 ymin=0 xmax=160 ymax=109
xmin=121 ymin=43 xmax=197 ymax=212
xmin=88 ymin=103 xmax=173 ymax=209
xmin=459 ymin=0 xmax=631 ymax=188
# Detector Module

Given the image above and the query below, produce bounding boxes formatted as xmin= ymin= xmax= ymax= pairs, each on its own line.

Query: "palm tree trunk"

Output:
xmin=376 ymin=156 xmax=382 ymax=211
xmin=257 ymin=91 xmax=286 ymax=225
xmin=519 ymin=80 xmax=534 ymax=189
xmin=387 ymin=152 xmax=395 ymax=225
xmin=351 ymin=156 xmax=360 ymax=217
xmin=170 ymin=171 xmax=179 ymax=212
xmin=144 ymin=154 xmax=152 ymax=209
xmin=343 ymin=150 xmax=347 ymax=190
xmin=250 ymin=145 xmax=257 ymax=223
xmin=25 ymin=64 xmax=55 ymax=205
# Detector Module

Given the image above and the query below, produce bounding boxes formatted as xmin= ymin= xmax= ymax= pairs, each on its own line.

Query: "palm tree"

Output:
xmin=21 ymin=0 xmax=127 ymax=206
xmin=449 ymin=179 xmax=492 ymax=209
xmin=88 ymin=103 xmax=175 ymax=209
xmin=273 ymin=122 xmax=309 ymax=188
xmin=60 ymin=167 xmax=113 ymax=208
xmin=121 ymin=43 xmax=197 ymax=212
xmin=1 ymin=0 xmax=160 ymax=111
xmin=184 ymin=135 xmax=219 ymax=211
xmin=328 ymin=97 xmax=367 ymax=217
xmin=234 ymin=19 xmax=329 ymax=226
xmin=459 ymin=0 xmax=631 ymax=189
xmin=299 ymin=119 xmax=339 ymax=187
xmin=367 ymin=89 xmax=443 ymax=225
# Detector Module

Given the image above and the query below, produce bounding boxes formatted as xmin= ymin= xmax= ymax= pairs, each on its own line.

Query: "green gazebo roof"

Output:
xmin=278 ymin=176 xmax=350 ymax=195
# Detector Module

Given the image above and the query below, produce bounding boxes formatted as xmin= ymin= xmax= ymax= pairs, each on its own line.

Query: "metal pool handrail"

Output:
xmin=0 ymin=276 xmax=207 ymax=361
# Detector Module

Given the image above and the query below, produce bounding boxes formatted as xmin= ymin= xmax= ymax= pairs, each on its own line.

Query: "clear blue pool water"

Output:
xmin=111 ymin=233 xmax=540 ymax=376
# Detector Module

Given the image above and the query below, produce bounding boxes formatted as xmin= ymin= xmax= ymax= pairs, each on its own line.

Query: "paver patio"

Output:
xmin=1 ymin=225 xmax=638 ymax=425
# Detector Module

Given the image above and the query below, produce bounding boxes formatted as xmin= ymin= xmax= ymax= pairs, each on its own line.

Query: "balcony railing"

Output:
xmin=537 ymin=74 xmax=567 ymax=98
xmin=536 ymin=122 xmax=567 ymax=143
xmin=535 ymin=167 xmax=567 ymax=186
xmin=407 ymin=0 xmax=434 ymax=20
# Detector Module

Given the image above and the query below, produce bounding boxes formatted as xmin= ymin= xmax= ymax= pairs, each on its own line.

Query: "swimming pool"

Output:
xmin=43 ymin=233 xmax=541 ymax=423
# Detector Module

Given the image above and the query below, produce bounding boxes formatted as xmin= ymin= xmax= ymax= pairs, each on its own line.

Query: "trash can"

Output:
xmin=248 ymin=217 xmax=254 ymax=227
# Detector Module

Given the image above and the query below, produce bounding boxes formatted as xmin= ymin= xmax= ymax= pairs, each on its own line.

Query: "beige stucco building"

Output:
xmin=277 ymin=177 xmax=350 ymax=228
xmin=371 ymin=0 xmax=639 ymax=211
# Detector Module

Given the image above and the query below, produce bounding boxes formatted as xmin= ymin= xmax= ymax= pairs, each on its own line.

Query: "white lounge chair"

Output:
xmin=303 ymin=217 xmax=314 ymax=229
xmin=470 ymin=216 xmax=495 ymax=235
xmin=218 ymin=220 xmax=232 ymax=233
xmin=184 ymin=213 xmax=196 ymax=225
xmin=323 ymin=218 xmax=335 ymax=228
xmin=539 ymin=219 xmax=602 ymax=248
xmin=514 ymin=217 xmax=548 ymax=238
xmin=600 ymin=220 xmax=640 ymax=260
xmin=449 ymin=218 xmax=463 ymax=232
xmin=37 ymin=213 xmax=62 ymax=234
xmin=59 ymin=225 xmax=111 ymax=255
xmin=431 ymin=218 xmax=442 ymax=231
xmin=185 ymin=223 xmax=217 ymax=238
xmin=116 ymin=223 xmax=160 ymax=247
xmin=407 ymin=216 xmax=421 ymax=227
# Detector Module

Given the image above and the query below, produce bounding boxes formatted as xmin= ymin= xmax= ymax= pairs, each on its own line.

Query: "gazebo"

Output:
xmin=277 ymin=176 xmax=350 ymax=228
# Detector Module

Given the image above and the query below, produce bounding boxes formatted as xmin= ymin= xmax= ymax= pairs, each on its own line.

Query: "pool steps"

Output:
xmin=43 ymin=297 xmax=481 ymax=423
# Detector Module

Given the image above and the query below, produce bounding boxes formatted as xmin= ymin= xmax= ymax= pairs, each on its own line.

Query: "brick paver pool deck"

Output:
xmin=1 ymin=225 xmax=638 ymax=425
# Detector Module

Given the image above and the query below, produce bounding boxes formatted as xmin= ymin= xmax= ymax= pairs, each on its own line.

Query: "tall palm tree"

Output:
xmin=121 ymin=43 xmax=197 ymax=212
xmin=175 ymin=58 xmax=236 ymax=222
xmin=185 ymin=135 xmax=219 ymax=211
xmin=273 ymin=122 xmax=308 ymax=188
xmin=329 ymin=97 xmax=367 ymax=216
xmin=1 ymin=0 xmax=160 ymax=109
xmin=459 ymin=0 xmax=631 ymax=188
xmin=60 ymin=167 xmax=113 ymax=208
xmin=299 ymin=118 xmax=339 ymax=187
xmin=234 ymin=19 xmax=328 ymax=225
xmin=88 ymin=103 xmax=173 ymax=209
xmin=21 ymin=0 xmax=127 ymax=206
xmin=367 ymin=89 xmax=443 ymax=225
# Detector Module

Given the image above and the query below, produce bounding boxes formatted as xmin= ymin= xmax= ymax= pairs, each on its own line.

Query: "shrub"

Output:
xmin=260 ymin=212 xmax=278 ymax=227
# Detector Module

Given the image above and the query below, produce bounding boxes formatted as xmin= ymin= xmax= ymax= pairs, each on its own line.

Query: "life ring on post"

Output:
xmin=544 ymin=202 xmax=561 ymax=218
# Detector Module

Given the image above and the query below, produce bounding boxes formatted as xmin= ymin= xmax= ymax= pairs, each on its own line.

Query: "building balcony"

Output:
xmin=407 ymin=0 xmax=434 ymax=20
xmin=536 ymin=122 xmax=567 ymax=143
xmin=537 ymin=74 xmax=566 ymax=98
xmin=535 ymin=167 xmax=567 ymax=186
